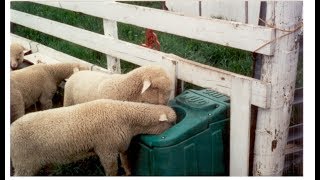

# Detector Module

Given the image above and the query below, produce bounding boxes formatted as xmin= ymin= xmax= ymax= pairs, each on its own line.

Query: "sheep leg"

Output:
xmin=120 ymin=152 xmax=131 ymax=176
xmin=95 ymin=150 xmax=118 ymax=176
xmin=39 ymin=93 xmax=53 ymax=110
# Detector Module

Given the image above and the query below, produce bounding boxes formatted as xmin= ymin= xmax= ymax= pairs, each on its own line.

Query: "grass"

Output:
xmin=10 ymin=1 xmax=303 ymax=176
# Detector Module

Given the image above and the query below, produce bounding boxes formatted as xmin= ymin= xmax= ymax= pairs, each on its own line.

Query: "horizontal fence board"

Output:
xmin=35 ymin=1 xmax=274 ymax=55
xmin=11 ymin=34 xmax=111 ymax=73
xmin=11 ymin=10 xmax=270 ymax=108
xmin=169 ymin=54 xmax=271 ymax=108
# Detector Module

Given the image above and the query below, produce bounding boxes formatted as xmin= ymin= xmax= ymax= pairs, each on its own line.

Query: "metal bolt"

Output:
xmin=161 ymin=136 xmax=166 ymax=139
xmin=208 ymin=113 xmax=212 ymax=116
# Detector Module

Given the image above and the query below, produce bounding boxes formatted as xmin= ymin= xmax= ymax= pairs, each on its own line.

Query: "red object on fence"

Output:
xmin=141 ymin=29 xmax=161 ymax=50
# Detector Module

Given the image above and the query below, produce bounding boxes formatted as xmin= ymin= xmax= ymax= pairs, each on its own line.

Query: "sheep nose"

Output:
xmin=11 ymin=64 xmax=18 ymax=69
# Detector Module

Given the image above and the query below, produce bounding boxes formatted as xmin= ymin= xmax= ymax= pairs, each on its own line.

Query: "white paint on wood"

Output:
xmin=230 ymin=77 xmax=252 ymax=176
xmin=10 ymin=35 xmax=32 ymax=50
xmin=202 ymin=0 xmax=245 ymax=22
xmin=10 ymin=10 xmax=271 ymax=108
xmin=11 ymin=34 xmax=111 ymax=73
xmin=253 ymin=1 xmax=303 ymax=176
xmin=103 ymin=19 xmax=121 ymax=73
xmin=170 ymin=54 xmax=270 ymax=108
xmin=167 ymin=0 xmax=261 ymax=25
xmin=24 ymin=52 xmax=61 ymax=64
xmin=35 ymin=1 xmax=275 ymax=55
xmin=248 ymin=1 xmax=261 ymax=25
xmin=165 ymin=0 xmax=200 ymax=16
xmin=160 ymin=56 xmax=177 ymax=100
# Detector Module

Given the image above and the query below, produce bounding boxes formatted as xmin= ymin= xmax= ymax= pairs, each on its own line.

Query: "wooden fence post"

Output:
xmin=253 ymin=1 xmax=302 ymax=175
xmin=230 ymin=78 xmax=252 ymax=176
xmin=103 ymin=18 xmax=121 ymax=73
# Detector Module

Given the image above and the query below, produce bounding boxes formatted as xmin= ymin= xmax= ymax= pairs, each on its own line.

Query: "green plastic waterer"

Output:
xmin=128 ymin=89 xmax=230 ymax=176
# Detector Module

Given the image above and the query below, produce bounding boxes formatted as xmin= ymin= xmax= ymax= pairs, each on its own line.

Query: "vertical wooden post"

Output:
xmin=230 ymin=78 xmax=252 ymax=176
xmin=253 ymin=1 xmax=302 ymax=176
xmin=162 ymin=56 xmax=177 ymax=100
xmin=103 ymin=19 xmax=121 ymax=73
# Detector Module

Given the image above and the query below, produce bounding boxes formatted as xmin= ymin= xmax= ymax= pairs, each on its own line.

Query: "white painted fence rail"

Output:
xmin=10 ymin=34 xmax=111 ymax=73
xmin=10 ymin=9 xmax=271 ymax=109
xmin=35 ymin=1 xmax=275 ymax=55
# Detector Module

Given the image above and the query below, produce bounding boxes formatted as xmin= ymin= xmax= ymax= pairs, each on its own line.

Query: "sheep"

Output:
xmin=10 ymin=63 xmax=89 ymax=123
xmin=63 ymin=65 xmax=173 ymax=107
xmin=10 ymin=99 xmax=177 ymax=176
xmin=10 ymin=43 xmax=27 ymax=70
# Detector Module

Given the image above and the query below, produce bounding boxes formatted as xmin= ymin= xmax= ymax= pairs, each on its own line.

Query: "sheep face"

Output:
xmin=143 ymin=107 xmax=177 ymax=135
xmin=139 ymin=88 xmax=171 ymax=105
xmin=10 ymin=43 xmax=26 ymax=70
xmin=139 ymin=73 xmax=173 ymax=105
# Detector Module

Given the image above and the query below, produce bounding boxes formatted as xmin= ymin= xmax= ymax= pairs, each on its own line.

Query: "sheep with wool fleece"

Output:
xmin=10 ymin=63 xmax=89 ymax=123
xmin=63 ymin=65 xmax=173 ymax=106
xmin=10 ymin=99 xmax=177 ymax=176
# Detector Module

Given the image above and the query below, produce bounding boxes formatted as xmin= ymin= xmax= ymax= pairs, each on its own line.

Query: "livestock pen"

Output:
xmin=9 ymin=1 xmax=303 ymax=176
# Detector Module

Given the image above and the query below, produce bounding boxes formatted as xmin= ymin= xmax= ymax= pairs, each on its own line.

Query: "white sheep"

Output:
xmin=10 ymin=63 xmax=89 ymax=123
xmin=63 ymin=65 xmax=173 ymax=106
xmin=10 ymin=43 xmax=27 ymax=70
xmin=11 ymin=99 xmax=177 ymax=176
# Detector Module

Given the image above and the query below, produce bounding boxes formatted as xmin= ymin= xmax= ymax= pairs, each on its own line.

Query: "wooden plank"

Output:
xmin=201 ymin=0 xmax=246 ymax=22
xmin=170 ymin=54 xmax=271 ymax=108
xmin=201 ymin=1 xmax=260 ymax=25
xmin=230 ymin=77 xmax=252 ymax=176
xmin=10 ymin=10 xmax=165 ymax=66
xmin=248 ymin=1 xmax=261 ymax=25
xmin=24 ymin=52 xmax=61 ymax=64
xmin=253 ymin=1 xmax=303 ymax=176
xmin=11 ymin=34 xmax=111 ymax=73
xmin=10 ymin=35 xmax=32 ymax=50
xmin=35 ymin=1 xmax=275 ymax=55
xmin=10 ymin=10 xmax=271 ymax=108
xmin=161 ymin=56 xmax=177 ymax=100
xmin=103 ymin=18 xmax=121 ymax=73
xmin=165 ymin=0 xmax=200 ymax=16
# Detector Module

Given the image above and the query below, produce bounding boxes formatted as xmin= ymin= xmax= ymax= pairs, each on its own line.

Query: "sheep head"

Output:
xmin=10 ymin=43 xmax=27 ymax=70
xmin=142 ymin=106 xmax=177 ymax=135
xmin=137 ymin=66 xmax=173 ymax=105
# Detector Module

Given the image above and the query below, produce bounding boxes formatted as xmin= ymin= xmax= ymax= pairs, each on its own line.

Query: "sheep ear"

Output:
xmin=141 ymin=80 xmax=151 ymax=94
xmin=159 ymin=114 xmax=168 ymax=121
xmin=22 ymin=49 xmax=31 ymax=54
